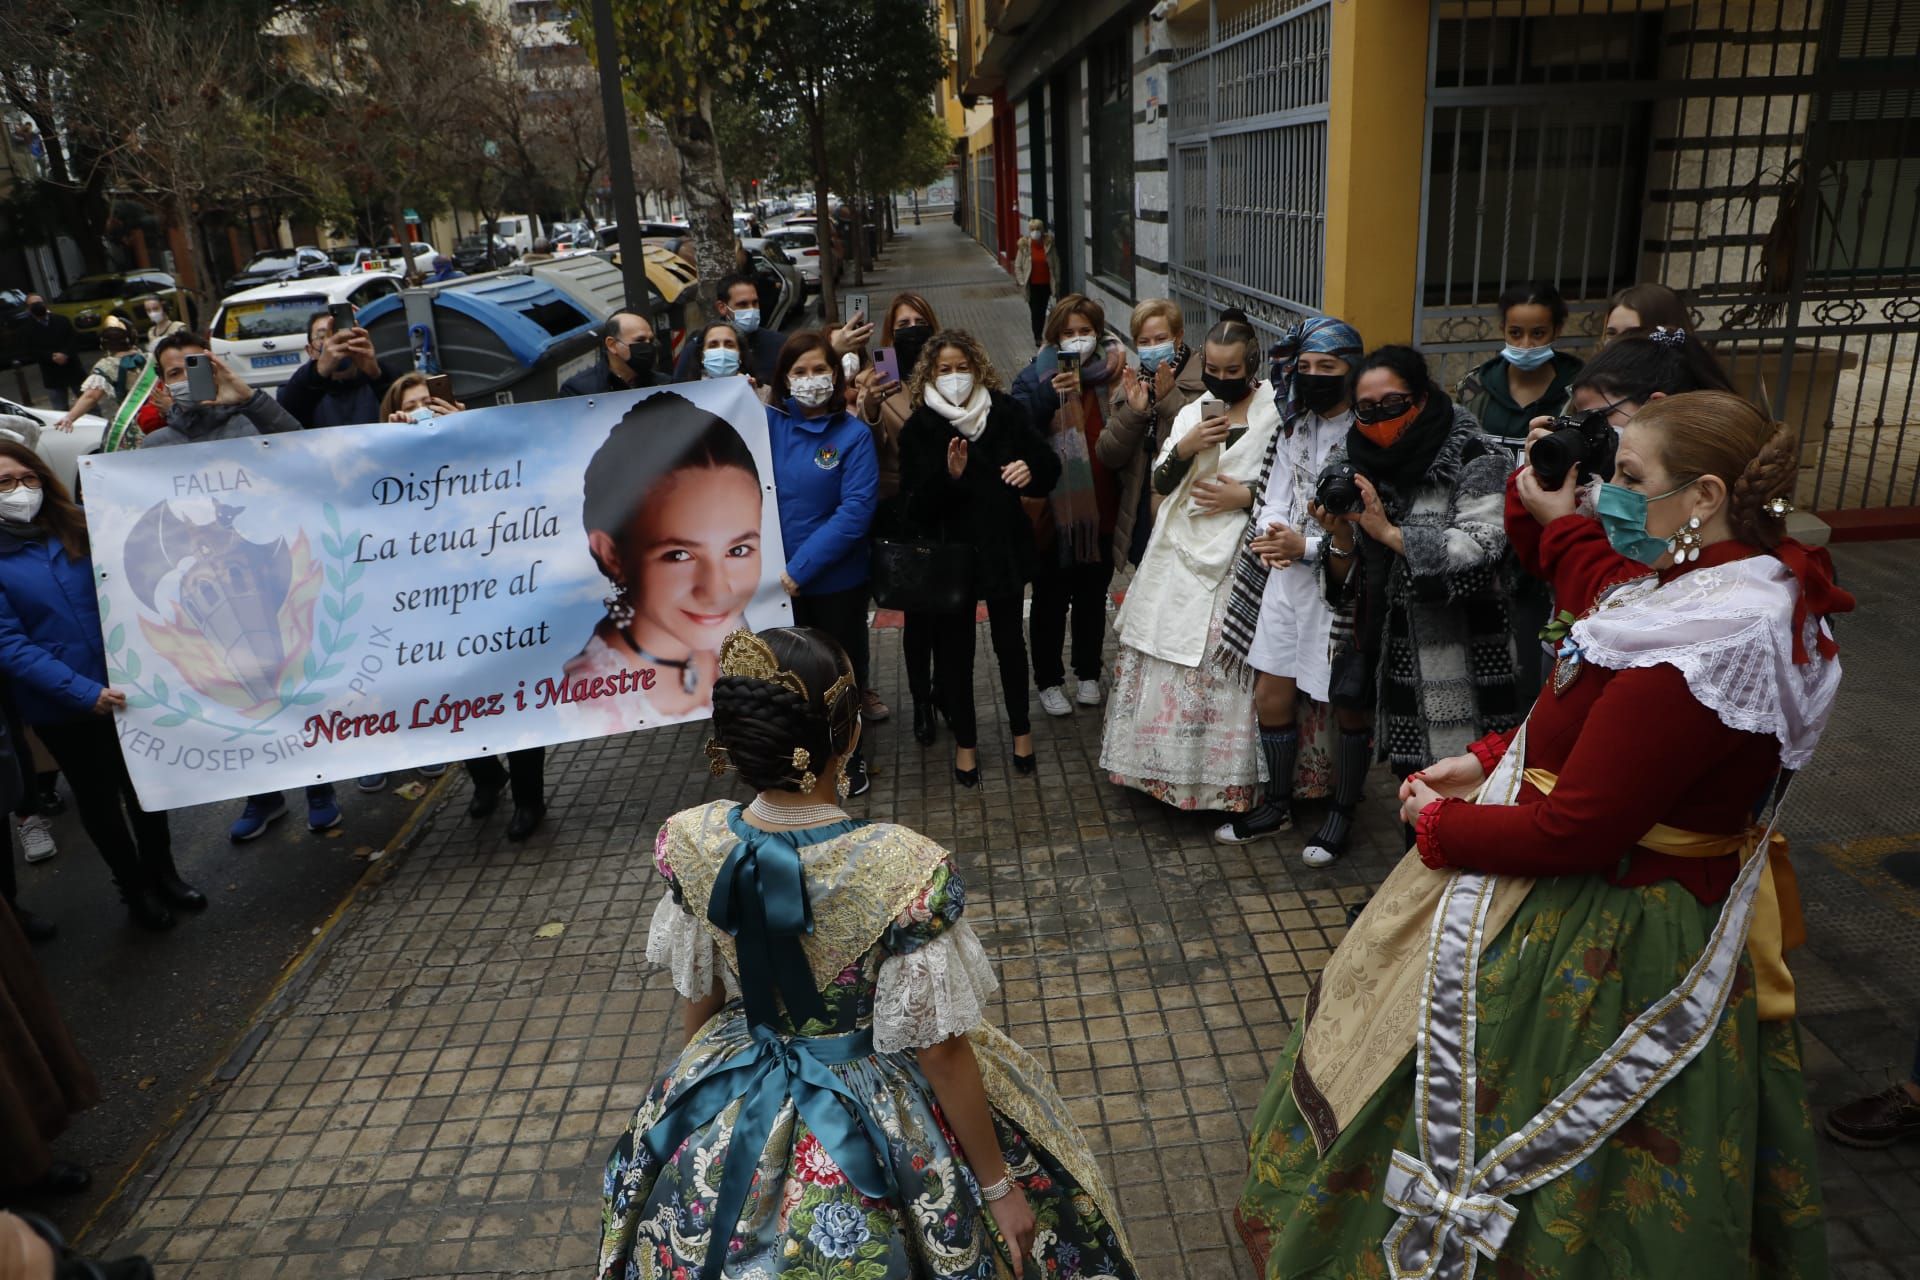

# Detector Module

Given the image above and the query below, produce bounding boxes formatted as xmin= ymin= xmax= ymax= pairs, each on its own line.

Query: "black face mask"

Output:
xmin=624 ymin=339 xmax=656 ymax=374
xmin=893 ymin=323 xmax=933 ymax=377
xmin=1203 ymin=373 xmax=1250 ymax=405
xmin=27 ymin=302 xmax=47 ymax=318
xmin=1293 ymin=372 xmax=1348 ymax=414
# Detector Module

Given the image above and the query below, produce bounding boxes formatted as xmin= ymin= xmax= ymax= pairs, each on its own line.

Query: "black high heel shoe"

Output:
xmin=1011 ymin=750 xmax=1036 ymax=776
xmin=952 ymin=753 xmax=981 ymax=788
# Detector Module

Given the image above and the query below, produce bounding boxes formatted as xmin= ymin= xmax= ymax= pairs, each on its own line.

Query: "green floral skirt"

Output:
xmin=1235 ymin=874 xmax=1827 ymax=1279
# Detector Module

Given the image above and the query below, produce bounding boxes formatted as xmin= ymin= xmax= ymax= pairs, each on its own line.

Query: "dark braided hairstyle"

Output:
xmin=1634 ymin=391 xmax=1797 ymax=550
xmin=709 ymin=627 xmax=860 ymax=792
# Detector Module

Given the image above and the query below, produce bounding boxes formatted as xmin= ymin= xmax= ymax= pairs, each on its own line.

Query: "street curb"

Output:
xmin=68 ymin=771 xmax=458 ymax=1249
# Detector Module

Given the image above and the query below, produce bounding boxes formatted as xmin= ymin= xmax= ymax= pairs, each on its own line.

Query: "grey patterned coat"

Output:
xmin=1322 ymin=404 xmax=1525 ymax=775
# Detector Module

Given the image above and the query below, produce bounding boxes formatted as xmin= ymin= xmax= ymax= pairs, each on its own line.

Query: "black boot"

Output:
xmin=145 ymin=847 xmax=207 ymax=911
xmin=1303 ymin=728 xmax=1372 ymax=868
xmin=125 ymin=886 xmax=176 ymax=932
xmin=1216 ymin=726 xmax=1300 ymax=844
xmin=468 ymin=783 xmax=504 ymax=820
xmin=912 ymin=699 xmax=937 ymax=746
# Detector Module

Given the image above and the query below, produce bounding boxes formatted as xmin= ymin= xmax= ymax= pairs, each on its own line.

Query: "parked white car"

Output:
xmin=764 ymin=227 xmax=828 ymax=292
xmin=209 ymin=273 xmax=404 ymax=388
xmin=3 ymin=395 xmax=106 ymax=494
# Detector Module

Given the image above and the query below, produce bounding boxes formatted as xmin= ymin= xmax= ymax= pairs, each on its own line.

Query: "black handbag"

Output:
xmin=869 ymin=538 xmax=973 ymax=614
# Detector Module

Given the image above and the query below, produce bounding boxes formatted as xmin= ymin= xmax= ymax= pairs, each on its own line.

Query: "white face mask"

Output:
xmin=936 ymin=373 xmax=975 ymax=405
xmin=1059 ymin=335 xmax=1097 ymax=357
xmin=790 ymin=373 xmax=836 ymax=407
xmin=0 ymin=487 xmax=43 ymax=524
xmin=145 ymin=307 xmax=165 ymax=322
xmin=165 ymin=379 xmax=191 ymax=403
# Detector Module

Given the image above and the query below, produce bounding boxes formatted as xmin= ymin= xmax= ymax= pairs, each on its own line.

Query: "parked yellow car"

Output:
xmin=45 ymin=270 xmax=197 ymax=345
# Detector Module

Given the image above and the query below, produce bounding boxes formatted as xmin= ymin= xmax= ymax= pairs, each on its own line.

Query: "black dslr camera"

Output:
xmin=1528 ymin=407 xmax=1618 ymax=490
xmin=1316 ymin=461 xmax=1365 ymax=515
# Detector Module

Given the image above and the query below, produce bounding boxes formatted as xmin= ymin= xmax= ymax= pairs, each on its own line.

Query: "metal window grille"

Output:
xmin=1416 ymin=0 xmax=1920 ymax=513
xmin=1167 ymin=0 xmax=1330 ymax=345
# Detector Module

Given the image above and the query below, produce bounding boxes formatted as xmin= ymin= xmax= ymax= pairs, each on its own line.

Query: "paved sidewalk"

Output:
xmin=92 ymin=222 xmax=1920 ymax=1278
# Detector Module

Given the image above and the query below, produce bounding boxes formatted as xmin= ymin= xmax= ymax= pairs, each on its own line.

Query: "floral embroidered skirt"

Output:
xmin=1235 ymin=873 xmax=1828 ymax=1279
xmin=600 ymin=1009 xmax=1135 ymax=1280
xmin=1100 ymin=595 xmax=1333 ymax=812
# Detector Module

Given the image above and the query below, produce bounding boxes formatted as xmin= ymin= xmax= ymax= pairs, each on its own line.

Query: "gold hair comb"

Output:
xmin=718 ymin=630 xmax=811 ymax=701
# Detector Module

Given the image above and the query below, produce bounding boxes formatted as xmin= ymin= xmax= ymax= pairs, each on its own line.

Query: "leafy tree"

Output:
xmin=752 ymin=0 xmax=945 ymax=313
xmin=577 ymin=0 xmax=770 ymax=313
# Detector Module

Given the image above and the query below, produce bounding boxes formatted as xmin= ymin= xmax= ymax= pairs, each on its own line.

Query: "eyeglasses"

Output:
xmin=0 ymin=474 xmax=44 ymax=495
xmin=1353 ymin=394 xmax=1417 ymax=424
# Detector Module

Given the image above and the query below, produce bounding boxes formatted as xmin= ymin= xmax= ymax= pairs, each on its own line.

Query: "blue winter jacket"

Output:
xmin=0 ymin=523 xmax=107 ymax=724
xmin=764 ymin=399 xmax=879 ymax=595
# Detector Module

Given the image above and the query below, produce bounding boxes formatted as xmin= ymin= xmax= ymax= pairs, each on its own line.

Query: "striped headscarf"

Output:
xmin=1216 ymin=316 xmax=1365 ymax=676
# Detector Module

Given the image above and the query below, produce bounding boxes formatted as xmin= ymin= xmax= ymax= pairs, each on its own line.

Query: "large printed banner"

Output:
xmin=81 ymin=379 xmax=790 ymax=809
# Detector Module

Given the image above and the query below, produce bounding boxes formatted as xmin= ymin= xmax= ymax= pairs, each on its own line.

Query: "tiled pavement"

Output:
xmin=93 ymin=222 xmax=1920 ymax=1277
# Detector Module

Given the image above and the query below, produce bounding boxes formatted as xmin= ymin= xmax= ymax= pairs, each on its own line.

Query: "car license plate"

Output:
xmin=251 ymin=353 xmax=300 ymax=369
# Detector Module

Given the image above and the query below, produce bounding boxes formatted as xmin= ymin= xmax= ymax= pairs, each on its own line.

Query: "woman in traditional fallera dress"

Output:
xmin=599 ymin=627 xmax=1136 ymax=1280
xmin=1235 ymin=392 xmax=1852 ymax=1278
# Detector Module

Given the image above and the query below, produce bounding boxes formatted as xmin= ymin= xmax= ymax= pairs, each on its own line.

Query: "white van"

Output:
xmin=491 ymin=215 xmax=541 ymax=255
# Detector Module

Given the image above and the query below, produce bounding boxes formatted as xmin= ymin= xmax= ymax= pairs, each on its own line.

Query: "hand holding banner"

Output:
xmin=82 ymin=379 xmax=789 ymax=808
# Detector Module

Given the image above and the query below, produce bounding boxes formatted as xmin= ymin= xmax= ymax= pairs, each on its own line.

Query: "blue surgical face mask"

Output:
xmin=1594 ymin=479 xmax=1693 ymax=566
xmin=730 ymin=307 xmax=761 ymax=334
xmin=1501 ymin=343 xmax=1557 ymax=371
xmin=1138 ymin=341 xmax=1176 ymax=372
xmin=702 ymin=347 xmax=741 ymax=378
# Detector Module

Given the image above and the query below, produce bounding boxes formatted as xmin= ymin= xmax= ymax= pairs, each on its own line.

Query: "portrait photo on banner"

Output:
xmin=79 ymin=378 xmax=790 ymax=809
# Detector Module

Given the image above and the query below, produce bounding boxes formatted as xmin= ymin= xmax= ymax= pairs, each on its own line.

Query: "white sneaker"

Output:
xmin=18 ymin=815 xmax=57 ymax=864
xmin=1074 ymin=678 xmax=1103 ymax=706
xmin=1301 ymin=841 xmax=1340 ymax=868
xmin=1039 ymin=686 xmax=1073 ymax=717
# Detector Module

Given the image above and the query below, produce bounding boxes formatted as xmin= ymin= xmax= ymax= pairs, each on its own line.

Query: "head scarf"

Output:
xmin=1270 ymin=316 xmax=1364 ymax=426
xmin=1215 ymin=317 xmax=1365 ymax=675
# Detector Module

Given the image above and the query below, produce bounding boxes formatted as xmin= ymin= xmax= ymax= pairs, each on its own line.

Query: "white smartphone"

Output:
xmin=844 ymin=292 xmax=869 ymax=326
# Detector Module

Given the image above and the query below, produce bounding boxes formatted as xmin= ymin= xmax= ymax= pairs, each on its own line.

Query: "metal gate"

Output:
xmin=1415 ymin=0 xmax=1920 ymax=515
xmin=1167 ymin=0 xmax=1331 ymax=344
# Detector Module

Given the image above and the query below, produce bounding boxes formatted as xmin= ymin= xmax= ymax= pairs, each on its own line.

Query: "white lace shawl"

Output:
xmin=644 ymin=896 xmax=997 ymax=1052
xmin=1570 ymin=554 xmax=1841 ymax=770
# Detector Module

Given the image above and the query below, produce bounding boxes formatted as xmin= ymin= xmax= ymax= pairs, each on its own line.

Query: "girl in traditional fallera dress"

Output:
xmin=599 ymin=626 xmax=1135 ymax=1280
xmin=1235 ymin=391 xmax=1851 ymax=1279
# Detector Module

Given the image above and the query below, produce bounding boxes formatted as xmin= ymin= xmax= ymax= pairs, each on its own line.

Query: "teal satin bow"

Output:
xmin=709 ymin=807 xmax=836 ymax=1030
xmin=642 ymin=1024 xmax=899 ymax=1280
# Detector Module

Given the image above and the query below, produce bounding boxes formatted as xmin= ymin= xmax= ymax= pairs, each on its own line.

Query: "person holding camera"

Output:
xmin=1010 ymin=294 xmax=1127 ymax=717
xmin=895 ymin=330 xmax=1059 ymax=784
xmin=1304 ymin=345 xmax=1522 ymax=867
xmin=1212 ymin=316 xmax=1364 ymax=846
xmin=1100 ymin=318 xmax=1281 ymax=813
xmin=276 ymin=310 xmax=399 ymax=429
xmin=1504 ymin=330 xmax=1741 ymax=620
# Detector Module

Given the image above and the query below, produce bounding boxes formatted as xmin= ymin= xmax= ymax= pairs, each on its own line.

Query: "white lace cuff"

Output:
xmin=872 ymin=921 xmax=998 ymax=1053
xmin=646 ymin=894 xmax=718 ymax=1001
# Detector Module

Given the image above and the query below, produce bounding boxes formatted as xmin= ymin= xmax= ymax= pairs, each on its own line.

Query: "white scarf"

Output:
xmin=1570 ymin=555 xmax=1841 ymax=770
xmin=919 ymin=381 xmax=992 ymax=441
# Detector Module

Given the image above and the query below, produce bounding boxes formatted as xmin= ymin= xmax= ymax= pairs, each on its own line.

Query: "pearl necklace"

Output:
xmin=748 ymin=795 xmax=849 ymax=827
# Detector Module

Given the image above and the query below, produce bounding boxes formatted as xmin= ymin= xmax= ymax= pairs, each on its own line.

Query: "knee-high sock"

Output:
xmin=1259 ymin=726 xmax=1300 ymax=810
xmin=1311 ymin=727 xmax=1373 ymax=849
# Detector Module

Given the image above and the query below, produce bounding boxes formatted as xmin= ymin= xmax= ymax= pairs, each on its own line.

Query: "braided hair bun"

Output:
xmin=1634 ymin=390 xmax=1797 ymax=549
xmin=710 ymin=627 xmax=860 ymax=792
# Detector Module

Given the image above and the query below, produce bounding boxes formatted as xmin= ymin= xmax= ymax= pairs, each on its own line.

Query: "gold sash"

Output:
xmin=1523 ymin=768 xmax=1803 ymax=1021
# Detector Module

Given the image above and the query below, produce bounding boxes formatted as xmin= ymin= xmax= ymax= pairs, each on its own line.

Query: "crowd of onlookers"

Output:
xmin=10 ymin=220 xmax=1919 ymax=1220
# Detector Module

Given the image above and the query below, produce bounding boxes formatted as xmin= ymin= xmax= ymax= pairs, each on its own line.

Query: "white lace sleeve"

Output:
xmin=872 ymin=920 xmax=998 ymax=1053
xmin=646 ymin=894 xmax=717 ymax=1001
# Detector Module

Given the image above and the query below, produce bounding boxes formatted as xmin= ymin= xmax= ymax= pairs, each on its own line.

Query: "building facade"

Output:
xmin=960 ymin=0 xmax=1920 ymax=525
